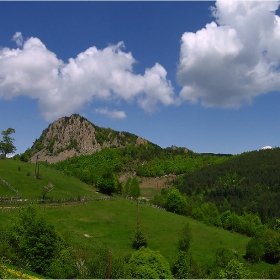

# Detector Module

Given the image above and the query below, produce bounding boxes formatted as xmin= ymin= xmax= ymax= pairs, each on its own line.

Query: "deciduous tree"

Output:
xmin=0 ymin=128 xmax=16 ymax=158
xmin=8 ymin=205 xmax=64 ymax=274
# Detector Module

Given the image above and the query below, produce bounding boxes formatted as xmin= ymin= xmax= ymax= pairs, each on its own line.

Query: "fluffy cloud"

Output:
xmin=177 ymin=1 xmax=280 ymax=108
xmin=95 ymin=108 xmax=126 ymax=119
xmin=0 ymin=35 xmax=174 ymax=121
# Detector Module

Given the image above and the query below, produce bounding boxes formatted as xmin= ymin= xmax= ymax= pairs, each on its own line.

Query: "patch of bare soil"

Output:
xmin=119 ymin=173 xmax=178 ymax=189
xmin=139 ymin=174 xmax=178 ymax=189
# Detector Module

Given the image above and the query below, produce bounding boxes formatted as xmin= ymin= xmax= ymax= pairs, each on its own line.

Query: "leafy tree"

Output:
xmin=42 ymin=183 xmax=54 ymax=200
xmin=188 ymin=252 xmax=206 ymax=279
xmin=164 ymin=187 xmax=187 ymax=215
xmin=172 ymin=222 xmax=192 ymax=279
xmin=123 ymin=177 xmax=132 ymax=197
xmin=245 ymin=236 xmax=265 ymax=264
xmin=210 ymin=247 xmax=239 ymax=278
xmin=130 ymin=177 xmax=141 ymax=199
xmin=0 ymin=128 xmax=16 ymax=158
xmin=46 ymin=248 xmax=77 ymax=279
xmin=8 ymin=205 xmax=64 ymax=274
xmin=218 ymin=259 xmax=252 ymax=279
xmin=172 ymin=250 xmax=189 ymax=279
xmin=124 ymin=177 xmax=141 ymax=199
xmin=96 ymin=171 xmax=118 ymax=195
xmin=263 ymin=229 xmax=280 ymax=263
xmin=269 ymin=260 xmax=280 ymax=279
xmin=128 ymin=247 xmax=173 ymax=279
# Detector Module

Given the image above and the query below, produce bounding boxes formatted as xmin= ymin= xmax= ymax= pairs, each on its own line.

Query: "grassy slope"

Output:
xmin=0 ymin=158 xmax=271 ymax=275
xmin=0 ymin=159 xmax=97 ymax=199
xmin=0 ymin=197 xmax=250 ymax=269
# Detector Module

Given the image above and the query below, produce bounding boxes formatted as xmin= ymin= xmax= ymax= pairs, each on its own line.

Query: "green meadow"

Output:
xmin=0 ymin=158 xmax=272 ymax=276
xmin=0 ymin=159 xmax=97 ymax=199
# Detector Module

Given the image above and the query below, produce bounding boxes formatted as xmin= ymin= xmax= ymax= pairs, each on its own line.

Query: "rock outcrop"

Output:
xmin=30 ymin=114 xmax=147 ymax=163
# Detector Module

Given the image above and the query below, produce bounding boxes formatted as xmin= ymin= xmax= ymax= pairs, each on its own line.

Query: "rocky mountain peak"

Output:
xmin=29 ymin=114 xmax=147 ymax=163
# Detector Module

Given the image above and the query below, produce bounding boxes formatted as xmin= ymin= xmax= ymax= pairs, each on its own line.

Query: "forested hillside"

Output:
xmin=174 ymin=148 xmax=280 ymax=223
xmin=43 ymin=144 xmax=232 ymax=184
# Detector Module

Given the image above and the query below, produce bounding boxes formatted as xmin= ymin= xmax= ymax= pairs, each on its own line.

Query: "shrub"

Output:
xmin=8 ymin=205 xmax=65 ymax=274
xmin=128 ymin=247 xmax=173 ymax=279
xmin=245 ymin=237 xmax=265 ymax=263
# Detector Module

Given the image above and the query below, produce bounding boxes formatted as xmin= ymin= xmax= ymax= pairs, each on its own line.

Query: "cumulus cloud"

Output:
xmin=95 ymin=108 xmax=126 ymax=119
xmin=0 ymin=35 xmax=174 ymax=121
xmin=177 ymin=1 xmax=280 ymax=108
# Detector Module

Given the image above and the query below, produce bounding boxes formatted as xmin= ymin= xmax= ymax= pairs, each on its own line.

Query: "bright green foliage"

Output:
xmin=222 ymin=211 xmax=264 ymax=237
xmin=128 ymin=247 xmax=173 ymax=279
xmin=218 ymin=259 xmax=252 ymax=279
xmin=172 ymin=222 xmax=192 ymax=279
xmin=0 ymin=128 xmax=16 ymax=158
xmin=8 ymin=205 xmax=64 ymax=274
xmin=210 ymin=247 xmax=239 ymax=278
xmin=172 ymin=251 xmax=205 ymax=279
xmin=164 ymin=187 xmax=187 ymax=214
xmin=123 ymin=177 xmax=132 ymax=196
xmin=96 ymin=171 xmax=119 ymax=194
xmin=245 ymin=236 xmax=265 ymax=263
xmin=200 ymin=202 xmax=221 ymax=226
xmin=269 ymin=260 xmax=280 ymax=278
xmin=124 ymin=177 xmax=141 ymax=199
xmin=130 ymin=177 xmax=141 ymax=199
xmin=172 ymin=250 xmax=189 ymax=279
xmin=188 ymin=253 xmax=206 ymax=279
xmin=43 ymin=143 xmax=232 ymax=183
xmin=46 ymin=248 xmax=77 ymax=278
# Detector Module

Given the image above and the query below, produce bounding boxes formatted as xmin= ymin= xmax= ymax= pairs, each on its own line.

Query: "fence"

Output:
xmin=0 ymin=176 xmax=21 ymax=198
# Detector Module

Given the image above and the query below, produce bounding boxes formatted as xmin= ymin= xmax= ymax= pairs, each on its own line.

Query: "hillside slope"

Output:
xmin=175 ymin=147 xmax=280 ymax=222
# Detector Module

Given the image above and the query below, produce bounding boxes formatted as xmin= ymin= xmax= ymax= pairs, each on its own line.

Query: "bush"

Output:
xmin=263 ymin=229 xmax=280 ymax=263
xmin=245 ymin=237 xmax=265 ymax=263
xmin=46 ymin=248 xmax=77 ymax=278
xmin=7 ymin=205 xmax=65 ymax=274
xmin=218 ymin=259 xmax=252 ymax=279
xmin=128 ymin=247 xmax=173 ymax=279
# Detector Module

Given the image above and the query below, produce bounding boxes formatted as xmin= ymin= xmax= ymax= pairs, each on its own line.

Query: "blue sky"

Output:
xmin=1 ymin=1 xmax=280 ymax=156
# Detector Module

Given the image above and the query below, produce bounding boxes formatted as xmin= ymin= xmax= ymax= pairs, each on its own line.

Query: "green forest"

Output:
xmin=41 ymin=144 xmax=232 ymax=182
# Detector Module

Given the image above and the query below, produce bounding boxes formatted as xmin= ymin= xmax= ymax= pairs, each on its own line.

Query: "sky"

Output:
xmin=1 ymin=1 xmax=280 ymax=156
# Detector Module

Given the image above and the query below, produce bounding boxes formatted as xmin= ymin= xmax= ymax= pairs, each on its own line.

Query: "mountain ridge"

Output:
xmin=28 ymin=114 xmax=151 ymax=164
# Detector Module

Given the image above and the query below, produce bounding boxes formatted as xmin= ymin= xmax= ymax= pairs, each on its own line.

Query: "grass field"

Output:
xmin=0 ymin=158 xmax=271 ymax=276
xmin=0 ymin=159 xmax=97 ymax=199
xmin=0 ymin=196 xmax=250 ymax=269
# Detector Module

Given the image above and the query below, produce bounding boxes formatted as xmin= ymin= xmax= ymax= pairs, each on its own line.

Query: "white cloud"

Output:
xmin=177 ymin=0 xmax=280 ymax=108
xmin=95 ymin=108 xmax=126 ymax=119
xmin=0 ymin=35 xmax=175 ymax=121
xmin=261 ymin=145 xmax=272 ymax=150
xmin=12 ymin=32 xmax=23 ymax=47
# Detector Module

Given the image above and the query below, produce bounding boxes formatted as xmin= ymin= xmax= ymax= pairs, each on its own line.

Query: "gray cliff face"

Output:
xmin=30 ymin=114 xmax=147 ymax=163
